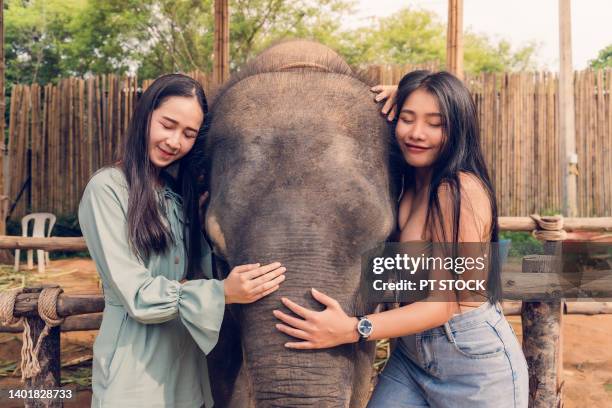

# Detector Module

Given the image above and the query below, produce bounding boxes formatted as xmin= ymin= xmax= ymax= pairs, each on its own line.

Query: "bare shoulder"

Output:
xmin=436 ymin=172 xmax=492 ymax=241
xmin=437 ymin=172 xmax=489 ymax=202
xmin=458 ymin=172 xmax=490 ymax=204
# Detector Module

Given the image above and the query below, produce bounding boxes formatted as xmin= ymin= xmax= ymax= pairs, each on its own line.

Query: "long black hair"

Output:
xmin=394 ymin=70 xmax=501 ymax=303
xmin=119 ymin=73 xmax=208 ymax=279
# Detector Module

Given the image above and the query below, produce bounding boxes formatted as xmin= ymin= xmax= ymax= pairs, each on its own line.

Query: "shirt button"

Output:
xmin=175 ymin=256 xmax=180 ymax=265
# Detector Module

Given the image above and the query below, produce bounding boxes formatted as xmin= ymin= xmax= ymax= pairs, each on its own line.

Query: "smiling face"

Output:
xmin=395 ymin=88 xmax=445 ymax=168
xmin=148 ymin=95 xmax=204 ymax=169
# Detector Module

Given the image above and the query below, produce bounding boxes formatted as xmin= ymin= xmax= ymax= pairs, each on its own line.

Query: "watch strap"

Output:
xmin=357 ymin=315 xmax=368 ymax=342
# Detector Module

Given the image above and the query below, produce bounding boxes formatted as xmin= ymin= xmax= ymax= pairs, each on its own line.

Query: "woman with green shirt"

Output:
xmin=78 ymin=74 xmax=286 ymax=408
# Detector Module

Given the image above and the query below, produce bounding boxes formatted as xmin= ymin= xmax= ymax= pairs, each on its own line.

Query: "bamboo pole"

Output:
xmin=87 ymin=78 xmax=94 ymax=180
xmin=0 ymin=0 xmax=6 ymax=233
xmin=30 ymin=85 xmax=40 ymax=212
xmin=213 ymin=0 xmax=230 ymax=85
xmin=559 ymin=0 xmax=578 ymax=217
xmin=446 ymin=0 xmax=464 ymax=80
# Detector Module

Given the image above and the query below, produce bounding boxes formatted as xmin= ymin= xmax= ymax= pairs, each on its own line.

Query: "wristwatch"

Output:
xmin=356 ymin=316 xmax=373 ymax=341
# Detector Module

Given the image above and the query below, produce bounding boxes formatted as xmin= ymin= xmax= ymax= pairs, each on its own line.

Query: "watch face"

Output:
xmin=358 ymin=318 xmax=373 ymax=336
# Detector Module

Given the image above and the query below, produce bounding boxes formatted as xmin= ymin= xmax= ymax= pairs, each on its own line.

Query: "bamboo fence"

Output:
xmin=4 ymin=67 xmax=611 ymax=219
xmin=6 ymin=71 xmax=212 ymax=219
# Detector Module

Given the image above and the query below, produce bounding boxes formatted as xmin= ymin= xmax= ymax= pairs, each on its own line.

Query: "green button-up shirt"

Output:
xmin=78 ymin=167 xmax=224 ymax=408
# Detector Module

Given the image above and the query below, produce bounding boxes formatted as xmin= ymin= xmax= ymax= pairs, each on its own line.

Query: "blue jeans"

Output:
xmin=368 ymin=301 xmax=529 ymax=408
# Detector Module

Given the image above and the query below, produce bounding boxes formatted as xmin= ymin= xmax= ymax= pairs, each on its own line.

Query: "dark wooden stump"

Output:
xmin=521 ymin=242 xmax=564 ymax=408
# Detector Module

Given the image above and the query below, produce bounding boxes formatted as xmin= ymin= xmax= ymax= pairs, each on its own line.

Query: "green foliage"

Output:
xmin=63 ymin=0 xmax=153 ymax=76
xmin=5 ymin=2 xmax=539 ymax=83
xmin=129 ymin=0 xmax=216 ymax=78
xmin=540 ymin=207 xmax=562 ymax=216
xmin=464 ymin=34 xmax=538 ymax=73
xmin=5 ymin=0 xmax=354 ymax=80
xmin=62 ymin=365 xmax=93 ymax=388
xmin=5 ymin=0 xmax=87 ymax=84
xmin=589 ymin=44 xmax=612 ymax=69
xmin=338 ymin=7 xmax=538 ymax=74
xmin=0 ymin=359 xmax=18 ymax=377
xmin=499 ymin=231 xmax=543 ymax=257
xmin=228 ymin=0 xmax=355 ymax=69
xmin=337 ymin=8 xmax=446 ymax=67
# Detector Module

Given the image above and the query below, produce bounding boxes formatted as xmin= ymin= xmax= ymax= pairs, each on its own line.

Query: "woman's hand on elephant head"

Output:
xmin=371 ymin=84 xmax=398 ymax=121
xmin=223 ymin=262 xmax=286 ymax=304
xmin=273 ymin=288 xmax=359 ymax=349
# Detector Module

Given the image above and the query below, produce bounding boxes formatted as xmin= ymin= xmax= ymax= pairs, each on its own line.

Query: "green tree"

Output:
xmin=6 ymin=1 xmax=540 ymax=84
xmin=5 ymin=0 xmax=354 ymax=81
xmin=130 ymin=0 xmax=354 ymax=76
xmin=337 ymin=8 xmax=446 ymax=66
xmin=336 ymin=7 xmax=539 ymax=74
xmin=464 ymin=34 xmax=538 ymax=73
xmin=228 ymin=0 xmax=355 ymax=68
xmin=589 ymin=44 xmax=612 ymax=69
xmin=63 ymin=0 xmax=153 ymax=76
xmin=5 ymin=0 xmax=87 ymax=84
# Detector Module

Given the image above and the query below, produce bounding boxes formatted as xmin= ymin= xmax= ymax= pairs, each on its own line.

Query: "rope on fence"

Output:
xmin=530 ymin=214 xmax=567 ymax=241
xmin=0 ymin=286 xmax=65 ymax=380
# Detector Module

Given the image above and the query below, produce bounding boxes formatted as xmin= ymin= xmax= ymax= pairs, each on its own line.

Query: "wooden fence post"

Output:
xmin=213 ymin=0 xmax=230 ymax=85
xmin=22 ymin=286 xmax=62 ymax=408
xmin=521 ymin=241 xmax=564 ymax=407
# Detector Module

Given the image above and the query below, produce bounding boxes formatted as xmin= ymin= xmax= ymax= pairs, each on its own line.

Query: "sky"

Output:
xmin=346 ymin=0 xmax=612 ymax=70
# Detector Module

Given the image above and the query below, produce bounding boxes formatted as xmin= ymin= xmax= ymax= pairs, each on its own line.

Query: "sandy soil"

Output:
xmin=0 ymin=258 xmax=610 ymax=407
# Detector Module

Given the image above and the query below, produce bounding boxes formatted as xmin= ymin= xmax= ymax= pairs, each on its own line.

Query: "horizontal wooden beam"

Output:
xmin=13 ymin=293 xmax=104 ymax=317
xmin=503 ymin=301 xmax=612 ymax=316
xmin=0 ymin=236 xmax=87 ymax=251
xmin=0 ymin=217 xmax=608 ymax=253
xmin=502 ymin=270 xmax=612 ymax=300
xmin=0 ymin=313 xmax=102 ymax=333
xmin=498 ymin=216 xmax=612 ymax=232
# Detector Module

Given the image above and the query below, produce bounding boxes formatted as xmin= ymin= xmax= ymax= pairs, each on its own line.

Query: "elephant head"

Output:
xmin=200 ymin=40 xmax=398 ymax=408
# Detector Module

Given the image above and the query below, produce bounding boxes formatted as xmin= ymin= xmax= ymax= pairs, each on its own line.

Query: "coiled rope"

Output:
xmin=0 ymin=285 xmax=65 ymax=380
xmin=530 ymin=214 xmax=567 ymax=242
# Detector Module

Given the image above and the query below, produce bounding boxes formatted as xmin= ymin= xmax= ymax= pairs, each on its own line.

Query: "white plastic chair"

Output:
xmin=14 ymin=212 xmax=56 ymax=273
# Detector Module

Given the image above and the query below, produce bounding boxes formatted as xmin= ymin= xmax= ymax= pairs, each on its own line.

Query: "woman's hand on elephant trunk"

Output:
xmin=273 ymin=288 xmax=359 ymax=349
xmin=370 ymin=84 xmax=398 ymax=121
xmin=223 ymin=262 xmax=286 ymax=304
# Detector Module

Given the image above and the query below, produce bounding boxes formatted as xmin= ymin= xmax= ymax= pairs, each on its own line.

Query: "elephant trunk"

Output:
xmin=232 ymin=232 xmax=365 ymax=408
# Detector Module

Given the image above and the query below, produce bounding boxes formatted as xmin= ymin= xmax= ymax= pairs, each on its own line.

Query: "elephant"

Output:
xmin=198 ymin=39 xmax=400 ymax=408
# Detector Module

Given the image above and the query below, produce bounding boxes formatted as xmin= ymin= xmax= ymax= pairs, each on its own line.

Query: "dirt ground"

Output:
xmin=1 ymin=258 xmax=611 ymax=407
